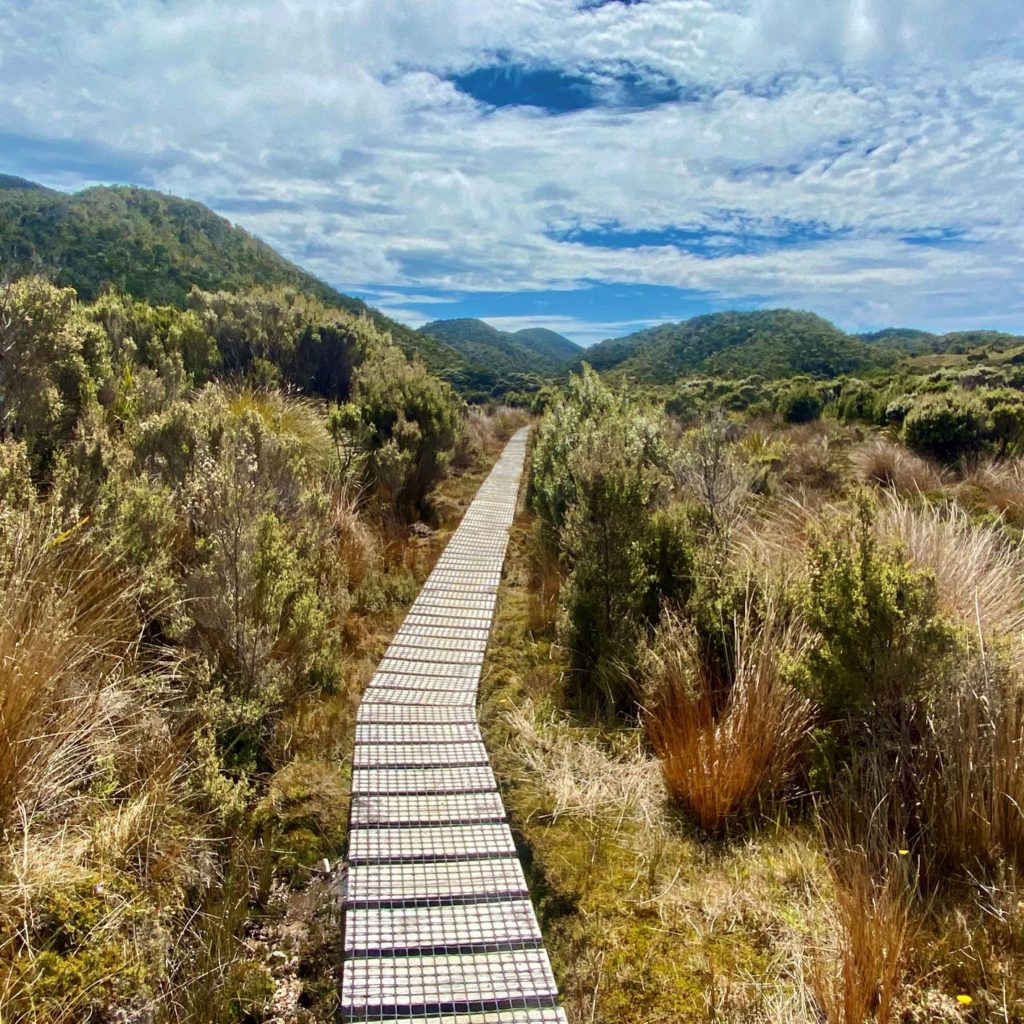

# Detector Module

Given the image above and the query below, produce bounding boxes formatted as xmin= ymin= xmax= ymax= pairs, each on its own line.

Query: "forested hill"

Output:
xmin=0 ymin=175 xmax=460 ymax=373
xmin=858 ymin=326 xmax=1024 ymax=356
xmin=418 ymin=318 xmax=580 ymax=374
xmin=579 ymin=309 xmax=898 ymax=382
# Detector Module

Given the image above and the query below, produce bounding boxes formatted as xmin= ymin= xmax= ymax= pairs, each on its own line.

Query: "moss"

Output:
xmin=256 ymin=759 xmax=349 ymax=882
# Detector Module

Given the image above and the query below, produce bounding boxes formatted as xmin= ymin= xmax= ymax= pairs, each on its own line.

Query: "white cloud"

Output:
xmin=1 ymin=0 xmax=1023 ymax=331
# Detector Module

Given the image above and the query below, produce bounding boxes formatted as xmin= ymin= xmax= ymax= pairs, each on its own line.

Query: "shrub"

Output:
xmin=530 ymin=366 xmax=663 ymax=547
xmin=672 ymin=409 xmax=749 ymax=531
xmin=903 ymin=391 xmax=986 ymax=462
xmin=352 ymin=344 xmax=459 ymax=519
xmin=835 ymin=378 xmax=883 ymax=425
xmin=640 ymin=503 xmax=699 ymax=620
xmin=799 ymin=493 xmax=956 ymax=729
xmin=0 ymin=440 xmax=36 ymax=508
xmin=559 ymin=419 xmax=665 ymax=715
xmin=0 ymin=277 xmax=105 ymax=469
xmin=777 ymin=382 xmax=824 ymax=424
xmin=643 ymin=598 xmax=812 ymax=832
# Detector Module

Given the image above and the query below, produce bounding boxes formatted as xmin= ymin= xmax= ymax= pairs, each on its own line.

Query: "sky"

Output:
xmin=2 ymin=0 xmax=1023 ymax=347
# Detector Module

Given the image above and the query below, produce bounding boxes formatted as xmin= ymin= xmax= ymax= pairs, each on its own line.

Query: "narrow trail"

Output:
xmin=340 ymin=428 xmax=566 ymax=1024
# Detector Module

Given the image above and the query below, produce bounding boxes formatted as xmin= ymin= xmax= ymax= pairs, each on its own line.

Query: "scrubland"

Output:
xmin=0 ymin=274 xmax=527 ymax=1022
xmin=482 ymin=368 xmax=1024 ymax=1023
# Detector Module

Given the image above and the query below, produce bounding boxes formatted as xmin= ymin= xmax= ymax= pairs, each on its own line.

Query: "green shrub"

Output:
xmin=641 ymin=503 xmax=699 ymax=620
xmin=799 ymin=493 xmax=956 ymax=728
xmin=0 ymin=277 xmax=105 ymax=469
xmin=903 ymin=391 xmax=986 ymax=462
xmin=776 ymin=382 xmax=823 ymax=423
xmin=530 ymin=366 xmax=663 ymax=548
xmin=352 ymin=344 xmax=459 ymax=519
xmin=559 ymin=416 xmax=667 ymax=716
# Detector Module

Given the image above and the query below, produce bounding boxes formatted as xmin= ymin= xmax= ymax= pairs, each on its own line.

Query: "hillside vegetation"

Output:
xmin=0 ymin=176 xmax=461 ymax=374
xmin=579 ymin=309 xmax=897 ymax=382
xmin=420 ymin=317 xmax=579 ymax=374
xmin=481 ymin=365 xmax=1024 ymax=1023
xmin=0 ymin=272 xmax=528 ymax=1022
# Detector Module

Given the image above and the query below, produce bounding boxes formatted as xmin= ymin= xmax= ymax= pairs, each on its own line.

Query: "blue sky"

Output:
xmin=2 ymin=0 xmax=1024 ymax=346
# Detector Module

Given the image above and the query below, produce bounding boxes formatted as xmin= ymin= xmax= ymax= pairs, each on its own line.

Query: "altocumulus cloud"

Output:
xmin=1 ymin=0 xmax=1023 ymax=338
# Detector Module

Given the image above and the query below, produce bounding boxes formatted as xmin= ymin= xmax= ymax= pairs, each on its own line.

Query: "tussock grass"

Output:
xmin=808 ymin=755 xmax=921 ymax=1024
xmin=925 ymin=642 xmax=1024 ymax=873
xmin=960 ymin=456 xmax=1024 ymax=519
xmin=0 ymin=510 xmax=152 ymax=829
xmin=852 ymin=437 xmax=946 ymax=497
xmin=809 ymin=846 xmax=916 ymax=1024
xmin=874 ymin=494 xmax=1024 ymax=647
xmin=643 ymin=597 xmax=813 ymax=832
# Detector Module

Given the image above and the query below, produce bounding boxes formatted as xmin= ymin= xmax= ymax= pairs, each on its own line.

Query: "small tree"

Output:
xmin=560 ymin=418 xmax=664 ymax=715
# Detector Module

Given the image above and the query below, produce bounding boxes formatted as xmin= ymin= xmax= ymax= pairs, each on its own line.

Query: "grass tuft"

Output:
xmin=643 ymin=595 xmax=812 ymax=832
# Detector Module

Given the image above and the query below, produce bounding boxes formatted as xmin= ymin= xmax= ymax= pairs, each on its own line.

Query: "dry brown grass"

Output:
xmin=809 ymin=847 xmax=916 ymax=1024
xmin=808 ymin=754 xmax=921 ymax=1024
xmin=453 ymin=405 xmax=531 ymax=469
xmin=852 ymin=438 xmax=946 ymax=497
xmin=925 ymin=643 xmax=1024 ymax=873
xmin=874 ymin=494 xmax=1024 ymax=646
xmin=0 ymin=510 xmax=195 ymax=1024
xmin=643 ymin=597 xmax=813 ymax=832
xmin=503 ymin=700 xmax=667 ymax=829
xmin=0 ymin=510 xmax=153 ymax=829
xmin=959 ymin=456 xmax=1024 ymax=519
xmin=327 ymin=483 xmax=380 ymax=588
xmin=526 ymin=530 xmax=561 ymax=633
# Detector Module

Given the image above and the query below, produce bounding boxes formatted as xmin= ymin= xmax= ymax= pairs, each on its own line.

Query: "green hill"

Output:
xmin=0 ymin=176 xmax=460 ymax=373
xmin=580 ymin=309 xmax=897 ymax=382
xmin=510 ymin=327 xmax=581 ymax=363
xmin=859 ymin=327 xmax=1024 ymax=356
xmin=418 ymin=318 xmax=579 ymax=375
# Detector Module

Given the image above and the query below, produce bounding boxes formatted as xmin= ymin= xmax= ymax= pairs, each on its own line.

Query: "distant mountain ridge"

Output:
xmin=578 ymin=309 xmax=894 ymax=382
xmin=858 ymin=327 xmax=1024 ymax=356
xmin=0 ymin=175 xmax=461 ymax=372
xmin=418 ymin=317 xmax=580 ymax=375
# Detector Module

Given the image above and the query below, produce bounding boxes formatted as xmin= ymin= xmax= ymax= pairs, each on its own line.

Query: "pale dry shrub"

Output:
xmin=488 ymin=405 xmax=530 ymax=442
xmin=852 ymin=438 xmax=945 ymax=497
xmin=874 ymin=494 xmax=1024 ymax=645
xmin=452 ymin=406 xmax=496 ymax=469
xmin=643 ymin=597 xmax=813 ymax=832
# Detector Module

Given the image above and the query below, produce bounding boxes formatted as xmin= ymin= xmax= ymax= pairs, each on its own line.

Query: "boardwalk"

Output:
xmin=340 ymin=428 xmax=566 ymax=1024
